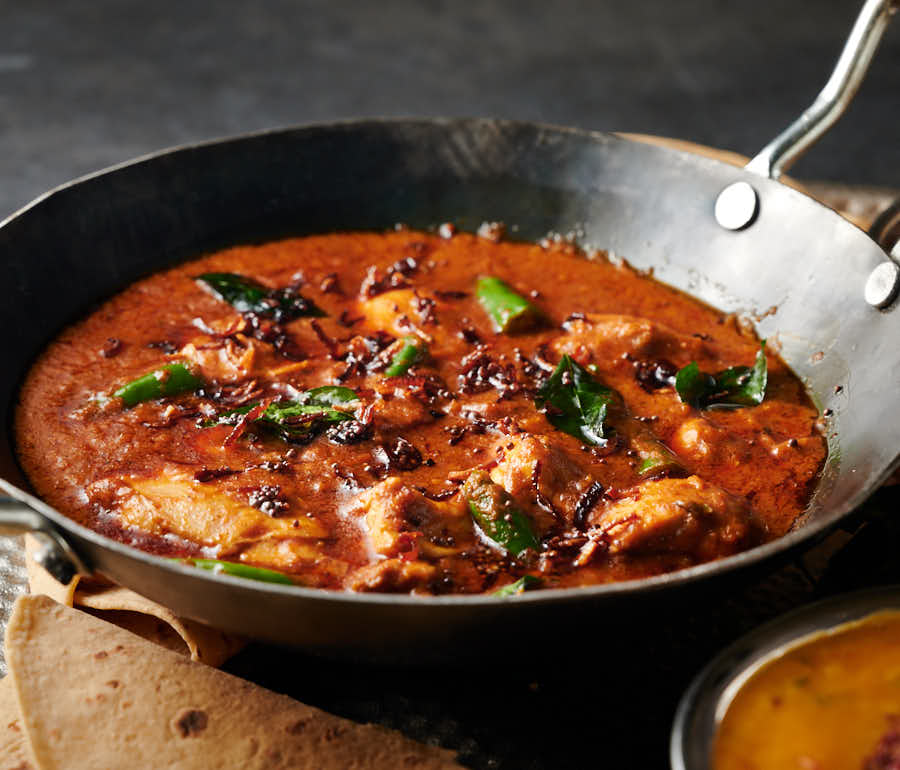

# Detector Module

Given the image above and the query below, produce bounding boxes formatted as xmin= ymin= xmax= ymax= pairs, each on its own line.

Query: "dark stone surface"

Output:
xmin=0 ymin=0 xmax=897 ymax=219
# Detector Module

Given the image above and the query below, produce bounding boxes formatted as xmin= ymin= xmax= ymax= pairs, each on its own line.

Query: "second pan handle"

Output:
xmin=745 ymin=0 xmax=897 ymax=180
xmin=0 ymin=487 xmax=89 ymax=584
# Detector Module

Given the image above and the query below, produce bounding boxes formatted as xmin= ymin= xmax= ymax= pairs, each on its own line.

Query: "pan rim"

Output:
xmin=3 ymin=116 xmax=898 ymax=608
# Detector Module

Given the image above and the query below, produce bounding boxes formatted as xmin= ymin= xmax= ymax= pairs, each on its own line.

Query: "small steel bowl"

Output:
xmin=670 ymin=584 xmax=900 ymax=770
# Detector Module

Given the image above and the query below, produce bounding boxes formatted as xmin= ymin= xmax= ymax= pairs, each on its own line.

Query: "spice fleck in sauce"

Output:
xmin=15 ymin=230 xmax=826 ymax=593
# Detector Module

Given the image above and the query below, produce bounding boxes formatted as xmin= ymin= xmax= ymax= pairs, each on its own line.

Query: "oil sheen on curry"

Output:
xmin=15 ymin=229 xmax=826 ymax=594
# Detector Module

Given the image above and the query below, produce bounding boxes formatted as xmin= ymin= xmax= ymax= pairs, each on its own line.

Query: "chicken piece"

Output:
xmin=359 ymin=289 xmax=428 ymax=338
xmin=364 ymin=372 xmax=451 ymax=432
xmin=346 ymin=558 xmax=437 ymax=593
xmin=358 ymin=289 xmax=467 ymax=356
xmin=552 ymin=314 xmax=707 ymax=369
xmin=238 ymin=538 xmax=349 ymax=587
xmin=179 ymin=334 xmax=262 ymax=382
xmin=590 ymin=475 xmax=764 ymax=561
xmin=180 ymin=313 xmax=313 ymax=381
xmin=103 ymin=468 xmax=328 ymax=571
xmin=670 ymin=417 xmax=753 ymax=465
xmin=368 ymin=396 xmax=436 ymax=432
xmin=357 ymin=478 xmax=474 ymax=559
xmin=489 ymin=434 xmax=595 ymax=530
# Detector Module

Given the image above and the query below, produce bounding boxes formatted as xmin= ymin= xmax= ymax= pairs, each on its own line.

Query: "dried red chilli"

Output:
xmin=413 ymin=290 xmax=438 ymax=325
xmin=193 ymin=467 xmax=241 ymax=482
xmin=223 ymin=400 xmax=270 ymax=447
xmin=372 ymin=436 xmax=423 ymax=472
xmin=331 ymin=464 xmax=362 ymax=490
xmin=99 ymin=337 xmax=123 ymax=358
xmin=310 ymin=319 xmax=340 ymax=359
xmin=319 ymin=272 xmax=343 ymax=294
xmin=634 ymin=359 xmax=677 ymax=391
xmin=530 ymin=460 xmax=563 ymax=521
xmin=434 ymin=290 xmax=468 ymax=300
xmin=146 ymin=340 xmax=178 ymax=354
xmin=414 ymin=486 xmax=460 ymax=502
xmin=458 ymin=326 xmax=481 ymax=345
xmin=338 ymin=310 xmax=363 ymax=327
xmin=573 ymin=481 xmax=605 ymax=530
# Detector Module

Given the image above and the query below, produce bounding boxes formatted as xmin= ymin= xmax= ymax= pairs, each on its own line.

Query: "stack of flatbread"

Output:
xmin=25 ymin=536 xmax=245 ymax=667
xmin=1 ymin=595 xmax=461 ymax=769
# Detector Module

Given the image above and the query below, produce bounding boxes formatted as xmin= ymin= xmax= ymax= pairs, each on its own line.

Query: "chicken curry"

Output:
xmin=15 ymin=228 xmax=827 ymax=594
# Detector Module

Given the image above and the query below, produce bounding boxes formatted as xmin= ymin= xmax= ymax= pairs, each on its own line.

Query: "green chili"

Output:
xmin=114 ymin=363 xmax=204 ymax=408
xmin=475 ymin=276 xmax=543 ymax=333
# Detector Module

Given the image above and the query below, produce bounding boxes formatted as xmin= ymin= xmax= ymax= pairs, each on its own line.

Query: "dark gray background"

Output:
xmin=0 ymin=0 xmax=897 ymax=220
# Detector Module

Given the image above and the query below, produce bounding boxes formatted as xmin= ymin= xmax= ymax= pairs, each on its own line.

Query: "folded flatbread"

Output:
xmin=6 ymin=595 xmax=461 ymax=769
xmin=25 ymin=536 xmax=244 ymax=666
xmin=0 ymin=677 xmax=33 ymax=770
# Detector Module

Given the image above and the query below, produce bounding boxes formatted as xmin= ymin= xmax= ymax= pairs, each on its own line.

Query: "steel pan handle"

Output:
xmin=746 ymin=0 xmax=897 ymax=180
xmin=869 ymin=198 xmax=900 ymax=258
xmin=0 ymin=488 xmax=89 ymax=584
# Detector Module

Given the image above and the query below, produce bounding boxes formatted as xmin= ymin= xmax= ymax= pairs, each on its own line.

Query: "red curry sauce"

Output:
xmin=15 ymin=229 xmax=826 ymax=593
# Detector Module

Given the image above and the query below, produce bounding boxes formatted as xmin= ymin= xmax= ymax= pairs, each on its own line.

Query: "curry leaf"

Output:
xmin=259 ymin=401 xmax=354 ymax=441
xmin=209 ymin=387 xmax=358 ymax=442
xmin=492 ymin=575 xmax=542 ymax=597
xmin=673 ymin=362 xmax=717 ymax=408
xmin=535 ymin=355 xmax=618 ymax=445
xmin=675 ymin=342 xmax=768 ymax=408
xmin=196 ymin=272 xmax=325 ymax=321
xmin=300 ymin=386 xmax=358 ymax=407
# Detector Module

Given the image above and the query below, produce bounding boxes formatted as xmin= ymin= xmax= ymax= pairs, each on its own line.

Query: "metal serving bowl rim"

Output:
xmin=669 ymin=583 xmax=900 ymax=770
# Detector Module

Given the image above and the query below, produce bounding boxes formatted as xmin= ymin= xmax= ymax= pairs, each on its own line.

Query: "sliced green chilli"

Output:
xmin=475 ymin=276 xmax=543 ymax=333
xmin=463 ymin=470 xmax=539 ymax=556
xmin=114 ymin=363 xmax=204 ymax=407
xmin=172 ymin=557 xmax=294 ymax=585
xmin=384 ymin=336 xmax=426 ymax=377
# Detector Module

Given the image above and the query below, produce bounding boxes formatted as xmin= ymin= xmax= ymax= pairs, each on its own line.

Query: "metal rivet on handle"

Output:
xmin=715 ymin=182 xmax=759 ymax=231
xmin=864 ymin=261 xmax=900 ymax=309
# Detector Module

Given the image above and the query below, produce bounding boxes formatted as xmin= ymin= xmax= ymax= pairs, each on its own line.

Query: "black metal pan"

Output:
xmin=0 ymin=0 xmax=897 ymax=659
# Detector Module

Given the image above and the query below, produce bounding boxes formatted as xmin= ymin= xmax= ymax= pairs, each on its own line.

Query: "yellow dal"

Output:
xmin=714 ymin=611 xmax=900 ymax=770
